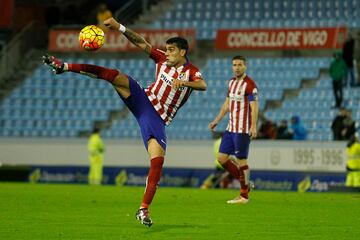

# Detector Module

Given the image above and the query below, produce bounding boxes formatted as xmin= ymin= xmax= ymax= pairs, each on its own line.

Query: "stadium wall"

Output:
xmin=0 ymin=138 xmax=347 ymax=170
xmin=0 ymin=139 xmax=347 ymax=191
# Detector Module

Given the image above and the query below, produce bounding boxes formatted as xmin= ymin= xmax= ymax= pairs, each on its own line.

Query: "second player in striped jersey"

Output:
xmin=208 ymin=55 xmax=259 ymax=204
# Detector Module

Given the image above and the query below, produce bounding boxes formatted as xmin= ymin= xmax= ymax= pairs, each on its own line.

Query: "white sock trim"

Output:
xmin=119 ymin=24 xmax=126 ymax=33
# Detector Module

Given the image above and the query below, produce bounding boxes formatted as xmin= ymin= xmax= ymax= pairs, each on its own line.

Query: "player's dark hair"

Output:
xmin=232 ymin=55 xmax=247 ymax=64
xmin=166 ymin=37 xmax=189 ymax=56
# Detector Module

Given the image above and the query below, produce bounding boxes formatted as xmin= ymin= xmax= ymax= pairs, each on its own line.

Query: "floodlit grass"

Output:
xmin=0 ymin=183 xmax=359 ymax=240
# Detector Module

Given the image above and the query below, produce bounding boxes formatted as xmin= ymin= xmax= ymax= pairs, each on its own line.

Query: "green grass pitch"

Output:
xmin=1 ymin=183 xmax=359 ymax=240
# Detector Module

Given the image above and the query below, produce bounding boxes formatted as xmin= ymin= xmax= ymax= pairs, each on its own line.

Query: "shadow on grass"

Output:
xmin=145 ymin=223 xmax=207 ymax=234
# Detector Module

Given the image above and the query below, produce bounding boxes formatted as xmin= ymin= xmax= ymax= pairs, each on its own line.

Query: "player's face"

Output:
xmin=232 ymin=59 xmax=246 ymax=78
xmin=165 ymin=44 xmax=186 ymax=67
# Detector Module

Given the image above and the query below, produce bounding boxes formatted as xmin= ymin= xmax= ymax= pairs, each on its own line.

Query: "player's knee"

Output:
xmin=113 ymin=72 xmax=129 ymax=87
xmin=217 ymin=155 xmax=228 ymax=165
xmin=236 ymin=158 xmax=248 ymax=166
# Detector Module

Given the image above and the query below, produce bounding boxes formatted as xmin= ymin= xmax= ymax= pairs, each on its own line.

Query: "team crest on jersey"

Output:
xmin=179 ymin=72 xmax=186 ymax=80
xmin=176 ymin=72 xmax=187 ymax=91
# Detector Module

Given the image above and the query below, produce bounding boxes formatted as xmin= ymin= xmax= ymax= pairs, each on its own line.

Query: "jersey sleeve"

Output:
xmin=246 ymin=80 xmax=259 ymax=101
xmin=149 ymin=48 xmax=166 ymax=63
xmin=189 ymin=66 xmax=204 ymax=82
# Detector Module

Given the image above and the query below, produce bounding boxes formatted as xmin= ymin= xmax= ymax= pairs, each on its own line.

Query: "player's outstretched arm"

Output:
xmin=104 ymin=17 xmax=152 ymax=55
xmin=208 ymin=97 xmax=229 ymax=131
xmin=249 ymin=100 xmax=259 ymax=139
xmin=172 ymin=78 xmax=207 ymax=91
xmin=184 ymin=79 xmax=207 ymax=91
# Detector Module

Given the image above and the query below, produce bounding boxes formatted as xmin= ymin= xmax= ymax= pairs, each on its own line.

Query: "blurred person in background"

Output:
xmin=346 ymin=135 xmax=360 ymax=187
xmin=277 ymin=119 xmax=293 ymax=140
xmin=356 ymin=30 xmax=360 ymax=85
xmin=201 ymin=135 xmax=234 ymax=189
xmin=209 ymin=55 xmax=258 ymax=204
xmin=331 ymin=107 xmax=347 ymax=140
xmin=329 ymin=52 xmax=347 ymax=108
xmin=88 ymin=127 xmax=105 ymax=185
xmin=341 ymin=109 xmax=357 ymax=141
xmin=342 ymin=34 xmax=356 ymax=87
xmin=290 ymin=116 xmax=307 ymax=140
xmin=258 ymin=117 xmax=277 ymax=139
xmin=96 ymin=3 xmax=113 ymax=32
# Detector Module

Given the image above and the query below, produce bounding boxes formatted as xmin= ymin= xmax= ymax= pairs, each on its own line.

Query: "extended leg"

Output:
xmin=42 ymin=54 xmax=131 ymax=98
xmin=136 ymin=138 xmax=165 ymax=227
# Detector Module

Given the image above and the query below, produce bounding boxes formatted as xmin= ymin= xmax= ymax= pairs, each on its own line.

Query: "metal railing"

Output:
xmin=0 ymin=22 xmax=38 ymax=86
xmin=114 ymin=0 xmax=139 ymax=24
xmin=114 ymin=0 xmax=157 ymax=24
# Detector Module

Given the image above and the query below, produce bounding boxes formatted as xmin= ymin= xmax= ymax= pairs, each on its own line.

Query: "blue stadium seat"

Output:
xmin=2 ymin=55 xmax=357 ymax=141
xmin=151 ymin=0 xmax=360 ymax=39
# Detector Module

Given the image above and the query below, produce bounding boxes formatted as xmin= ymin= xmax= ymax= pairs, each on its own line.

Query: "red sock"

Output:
xmin=67 ymin=63 xmax=119 ymax=83
xmin=222 ymin=160 xmax=239 ymax=179
xmin=141 ymin=157 xmax=164 ymax=209
xmin=239 ymin=165 xmax=250 ymax=199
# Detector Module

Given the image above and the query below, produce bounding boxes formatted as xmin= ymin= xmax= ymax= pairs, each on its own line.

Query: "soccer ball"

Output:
xmin=79 ymin=25 xmax=105 ymax=51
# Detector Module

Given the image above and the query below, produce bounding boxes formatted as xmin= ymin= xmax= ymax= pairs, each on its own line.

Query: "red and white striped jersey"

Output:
xmin=145 ymin=48 xmax=203 ymax=125
xmin=226 ymin=74 xmax=258 ymax=133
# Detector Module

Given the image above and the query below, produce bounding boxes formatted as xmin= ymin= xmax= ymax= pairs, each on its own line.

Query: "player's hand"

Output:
xmin=249 ymin=126 xmax=257 ymax=139
xmin=208 ymin=121 xmax=218 ymax=131
xmin=172 ymin=78 xmax=185 ymax=90
xmin=103 ymin=18 xmax=120 ymax=31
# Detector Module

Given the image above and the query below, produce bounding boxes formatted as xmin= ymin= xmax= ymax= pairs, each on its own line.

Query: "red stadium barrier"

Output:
xmin=48 ymin=28 xmax=196 ymax=52
xmin=215 ymin=27 xmax=347 ymax=50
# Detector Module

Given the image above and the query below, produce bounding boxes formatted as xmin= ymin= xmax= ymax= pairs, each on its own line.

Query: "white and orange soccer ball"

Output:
xmin=79 ymin=25 xmax=105 ymax=51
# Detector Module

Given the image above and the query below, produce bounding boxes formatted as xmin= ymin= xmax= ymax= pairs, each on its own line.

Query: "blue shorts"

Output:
xmin=118 ymin=76 xmax=166 ymax=151
xmin=219 ymin=131 xmax=250 ymax=159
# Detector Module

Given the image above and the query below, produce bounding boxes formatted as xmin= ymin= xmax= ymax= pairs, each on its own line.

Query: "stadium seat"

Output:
xmin=2 ymin=55 xmax=358 ymax=141
xmin=150 ymin=0 xmax=360 ymax=39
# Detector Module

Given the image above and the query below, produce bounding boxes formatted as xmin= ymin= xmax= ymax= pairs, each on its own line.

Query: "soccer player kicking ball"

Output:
xmin=208 ymin=55 xmax=258 ymax=204
xmin=43 ymin=17 xmax=206 ymax=227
